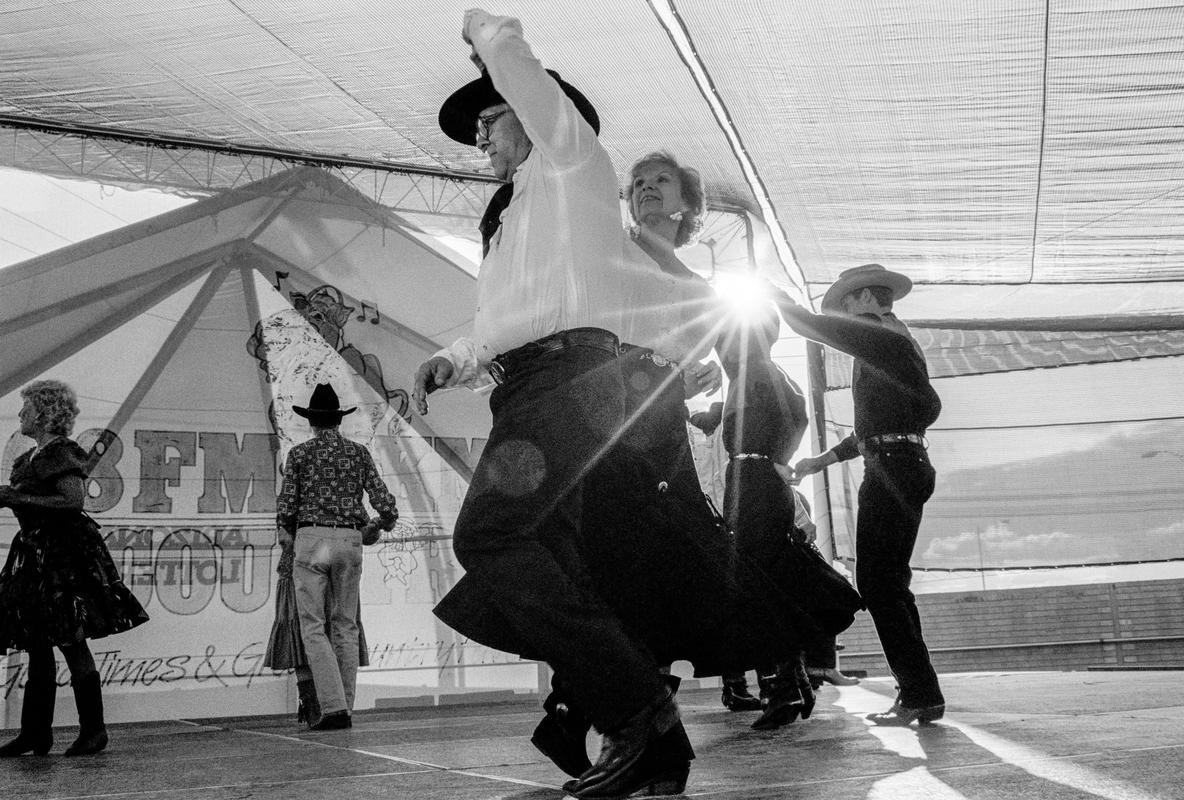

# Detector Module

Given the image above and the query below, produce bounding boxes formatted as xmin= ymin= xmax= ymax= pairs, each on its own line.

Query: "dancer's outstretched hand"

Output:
xmin=412 ymin=356 xmax=454 ymax=415
xmin=761 ymin=279 xmax=799 ymax=315
xmin=793 ymin=454 xmax=829 ymax=479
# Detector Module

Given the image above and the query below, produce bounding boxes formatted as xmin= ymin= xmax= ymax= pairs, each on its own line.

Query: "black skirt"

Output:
xmin=579 ymin=350 xmax=822 ymax=676
xmin=0 ymin=512 xmax=149 ymax=651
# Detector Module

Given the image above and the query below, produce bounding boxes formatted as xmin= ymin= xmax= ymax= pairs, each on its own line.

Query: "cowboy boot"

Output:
xmin=0 ymin=677 xmax=56 ymax=757
xmin=573 ymin=718 xmax=695 ymax=798
xmin=791 ymin=655 xmax=816 ymax=720
xmin=867 ymin=700 xmax=945 ymax=726
xmin=563 ymin=689 xmax=692 ymax=799
xmin=297 ymin=678 xmax=321 ymax=727
xmin=807 ymin=666 xmax=860 ymax=687
xmin=64 ymin=672 xmax=107 ymax=756
xmin=720 ymin=675 xmax=762 ymax=712
xmin=531 ymin=688 xmax=593 ymax=778
xmin=751 ymin=664 xmax=805 ymax=731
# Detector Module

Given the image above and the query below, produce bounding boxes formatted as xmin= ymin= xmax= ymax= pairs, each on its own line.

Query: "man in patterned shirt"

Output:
xmin=276 ymin=383 xmax=398 ymax=730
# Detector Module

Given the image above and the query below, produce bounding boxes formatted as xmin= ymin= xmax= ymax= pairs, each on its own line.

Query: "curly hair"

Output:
xmin=20 ymin=379 xmax=80 ymax=437
xmin=625 ymin=150 xmax=706 ymax=248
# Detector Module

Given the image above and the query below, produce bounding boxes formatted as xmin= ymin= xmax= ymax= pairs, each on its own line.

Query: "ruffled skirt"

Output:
xmin=0 ymin=514 xmax=149 ymax=651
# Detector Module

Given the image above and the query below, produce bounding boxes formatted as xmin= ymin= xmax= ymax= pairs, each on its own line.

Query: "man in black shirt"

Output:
xmin=769 ymin=264 xmax=945 ymax=726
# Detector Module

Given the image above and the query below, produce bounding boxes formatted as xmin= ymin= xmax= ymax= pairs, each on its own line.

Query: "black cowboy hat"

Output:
xmin=293 ymin=383 xmax=356 ymax=425
xmin=438 ymin=69 xmax=600 ymax=146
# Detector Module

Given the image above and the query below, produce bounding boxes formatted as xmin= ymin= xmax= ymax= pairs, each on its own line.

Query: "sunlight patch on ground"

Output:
xmin=942 ymin=717 xmax=1168 ymax=800
xmin=833 ymin=684 xmax=928 ymax=760
xmin=868 ymin=766 xmax=969 ymax=800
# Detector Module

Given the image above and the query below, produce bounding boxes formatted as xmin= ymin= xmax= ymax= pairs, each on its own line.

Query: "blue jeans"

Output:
xmin=294 ymin=526 xmax=363 ymax=715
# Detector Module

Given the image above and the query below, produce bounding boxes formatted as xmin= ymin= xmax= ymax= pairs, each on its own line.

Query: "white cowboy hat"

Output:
xmin=820 ymin=263 xmax=913 ymax=313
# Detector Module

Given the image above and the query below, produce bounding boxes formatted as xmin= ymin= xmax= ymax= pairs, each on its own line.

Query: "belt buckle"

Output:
xmin=489 ymin=359 xmax=507 ymax=385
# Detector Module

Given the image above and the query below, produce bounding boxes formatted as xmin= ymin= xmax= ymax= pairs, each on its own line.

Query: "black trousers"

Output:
xmin=855 ymin=446 xmax=943 ymax=708
xmin=445 ymin=340 xmax=662 ymax=732
xmin=579 ymin=351 xmax=749 ymax=676
xmin=723 ymin=458 xmax=812 ymax=676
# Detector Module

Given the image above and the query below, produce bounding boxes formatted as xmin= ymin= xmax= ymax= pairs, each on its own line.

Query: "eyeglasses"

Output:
xmin=476 ymin=108 xmax=511 ymax=142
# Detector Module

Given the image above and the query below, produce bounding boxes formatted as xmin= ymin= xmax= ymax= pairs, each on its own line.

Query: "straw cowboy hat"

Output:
xmin=292 ymin=383 xmax=356 ymax=426
xmin=438 ymin=69 xmax=599 ymax=145
xmin=820 ymin=263 xmax=913 ymax=313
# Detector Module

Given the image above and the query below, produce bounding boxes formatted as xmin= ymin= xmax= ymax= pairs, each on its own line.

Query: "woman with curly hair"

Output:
xmin=0 ymin=380 xmax=149 ymax=757
xmin=617 ymin=150 xmax=721 ymax=494
xmin=626 ymin=150 xmax=706 ymax=250
xmin=619 ymin=154 xmax=858 ymax=730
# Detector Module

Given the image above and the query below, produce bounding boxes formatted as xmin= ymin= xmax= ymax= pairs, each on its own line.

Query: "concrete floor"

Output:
xmin=3 ymin=670 xmax=1182 ymax=799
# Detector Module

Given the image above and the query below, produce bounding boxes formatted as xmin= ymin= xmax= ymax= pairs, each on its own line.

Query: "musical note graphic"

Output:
xmin=356 ymin=302 xmax=381 ymax=324
xmin=273 ymin=271 xmax=290 ymax=292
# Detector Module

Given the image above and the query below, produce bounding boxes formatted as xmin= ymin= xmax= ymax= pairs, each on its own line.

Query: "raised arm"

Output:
xmin=767 ymin=285 xmax=923 ymax=378
xmin=463 ymin=9 xmax=599 ymax=169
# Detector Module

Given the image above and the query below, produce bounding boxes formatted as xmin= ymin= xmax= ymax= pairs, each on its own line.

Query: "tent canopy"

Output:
xmin=4 ymin=0 xmax=1184 ymax=320
xmin=3 ymin=2 xmax=1184 ymax=586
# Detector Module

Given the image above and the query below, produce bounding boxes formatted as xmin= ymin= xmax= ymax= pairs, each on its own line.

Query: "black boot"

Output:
xmin=791 ymin=656 xmax=816 ymax=720
xmin=751 ymin=665 xmax=805 ymax=731
xmin=531 ymin=689 xmax=593 ymax=778
xmin=0 ymin=677 xmax=56 ymax=757
xmin=721 ymin=678 xmax=762 ymax=712
xmin=563 ymin=690 xmax=692 ymax=799
xmin=64 ymin=672 xmax=107 ymax=756
xmin=583 ymin=720 xmax=695 ymax=798
xmin=296 ymin=678 xmax=321 ymax=728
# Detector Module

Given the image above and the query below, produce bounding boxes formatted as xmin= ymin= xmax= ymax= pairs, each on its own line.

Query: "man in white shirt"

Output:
xmin=412 ymin=10 xmax=691 ymax=799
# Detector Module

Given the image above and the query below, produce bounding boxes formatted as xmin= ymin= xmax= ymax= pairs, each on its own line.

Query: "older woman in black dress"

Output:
xmin=528 ymin=152 xmax=839 ymax=779
xmin=0 ymin=380 xmax=148 ymax=757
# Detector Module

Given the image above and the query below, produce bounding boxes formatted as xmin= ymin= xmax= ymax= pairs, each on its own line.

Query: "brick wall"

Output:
xmin=837 ymin=578 xmax=1184 ymax=676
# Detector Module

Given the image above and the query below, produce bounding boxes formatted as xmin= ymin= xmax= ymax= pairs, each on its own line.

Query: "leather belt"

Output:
xmin=731 ymin=452 xmax=772 ymax=462
xmin=490 ymin=328 xmax=620 ymax=386
xmin=621 ymin=344 xmax=679 ymax=370
xmin=858 ymin=432 xmax=926 ymax=456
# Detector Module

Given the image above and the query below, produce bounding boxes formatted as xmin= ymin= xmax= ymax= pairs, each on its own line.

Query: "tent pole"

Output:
xmin=243 ymin=188 xmax=301 ymax=243
xmin=0 ymin=261 xmax=216 ymax=399
xmin=99 ymin=262 xmax=234 ymax=443
xmin=0 ymin=242 xmax=246 ymax=338
xmin=239 ymin=263 xmax=283 ymax=443
xmin=806 ymin=340 xmax=837 ymax=562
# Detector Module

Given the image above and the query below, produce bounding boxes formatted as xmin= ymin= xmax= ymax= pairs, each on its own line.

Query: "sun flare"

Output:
xmin=712 ymin=272 xmax=770 ymax=318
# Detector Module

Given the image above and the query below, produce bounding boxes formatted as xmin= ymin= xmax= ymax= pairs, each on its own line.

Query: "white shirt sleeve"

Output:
xmin=435 ymin=338 xmax=496 ymax=391
xmin=465 ymin=10 xmax=599 ymax=170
